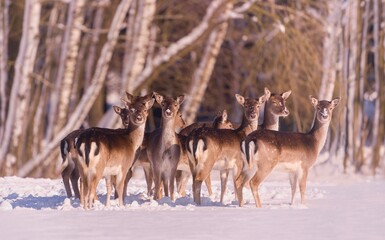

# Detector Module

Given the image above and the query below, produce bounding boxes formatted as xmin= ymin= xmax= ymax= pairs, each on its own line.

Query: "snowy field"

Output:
xmin=0 ymin=168 xmax=385 ymax=240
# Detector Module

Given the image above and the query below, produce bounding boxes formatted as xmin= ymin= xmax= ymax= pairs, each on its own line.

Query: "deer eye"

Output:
xmin=130 ymin=108 xmax=136 ymax=113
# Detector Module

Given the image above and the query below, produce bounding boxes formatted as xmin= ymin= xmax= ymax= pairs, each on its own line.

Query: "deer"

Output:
xmin=124 ymin=109 xmax=186 ymax=197
xmin=59 ymin=104 xmax=131 ymax=199
xmin=260 ymin=88 xmax=291 ymax=131
xmin=146 ymin=93 xmax=185 ymax=201
xmin=186 ymin=93 xmax=267 ymax=205
xmin=175 ymin=109 xmax=234 ymax=197
xmin=238 ymin=96 xmax=340 ymax=207
xmin=76 ymin=93 xmax=154 ymax=209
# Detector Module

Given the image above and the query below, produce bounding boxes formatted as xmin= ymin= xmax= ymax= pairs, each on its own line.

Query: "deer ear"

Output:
xmin=281 ymin=90 xmax=292 ymax=100
xmin=235 ymin=94 xmax=245 ymax=105
xmin=153 ymin=92 xmax=163 ymax=104
xmin=121 ymin=98 xmax=130 ymax=108
xmin=331 ymin=97 xmax=341 ymax=109
xmin=264 ymin=87 xmax=271 ymax=100
xmin=146 ymin=98 xmax=155 ymax=109
xmin=310 ymin=95 xmax=318 ymax=107
xmin=113 ymin=106 xmax=122 ymax=114
xmin=258 ymin=95 xmax=266 ymax=104
xmin=177 ymin=95 xmax=185 ymax=105
xmin=126 ymin=92 xmax=134 ymax=104
xmin=222 ymin=109 xmax=228 ymax=122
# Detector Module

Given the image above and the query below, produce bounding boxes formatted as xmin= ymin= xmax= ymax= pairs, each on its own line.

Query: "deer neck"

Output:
xmin=237 ymin=115 xmax=258 ymax=136
xmin=308 ymin=117 xmax=330 ymax=154
xmin=127 ymin=123 xmax=146 ymax=149
xmin=263 ymin=110 xmax=279 ymax=131
xmin=161 ymin=118 xmax=177 ymax=145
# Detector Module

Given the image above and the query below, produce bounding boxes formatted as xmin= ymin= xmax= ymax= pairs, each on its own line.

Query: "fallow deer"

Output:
xmin=187 ymin=93 xmax=267 ymax=205
xmin=176 ymin=109 xmax=234 ymax=197
xmin=260 ymin=88 xmax=291 ymax=131
xmin=60 ymin=104 xmax=131 ymax=199
xmin=124 ymin=109 xmax=186 ymax=197
xmin=147 ymin=93 xmax=185 ymax=201
xmin=239 ymin=96 xmax=340 ymax=207
xmin=76 ymin=93 xmax=154 ymax=209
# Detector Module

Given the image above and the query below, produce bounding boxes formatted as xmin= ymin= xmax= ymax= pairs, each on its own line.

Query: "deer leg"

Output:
xmin=105 ymin=177 xmax=112 ymax=207
xmin=180 ymin=170 xmax=191 ymax=197
xmin=249 ymin=166 xmax=271 ymax=208
xmin=143 ymin=165 xmax=153 ymax=196
xmin=204 ymin=173 xmax=213 ymax=196
xmin=220 ymin=169 xmax=230 ymax=203
xmin=289 ymin=172 xmax=298 ymax=205
xmin=153 ymin=169 xmax=162 ymax=200
xmin=193 ymin=179 xmax=203 ymax=205
xmin=298 ymin=169 xmax=308 ymax=205
xmin=162 ymin=173 xmax=169 ymax=198
xmin=115 ymin=175 xmax=125 ymax=207
xmin=62 ymin=172 xmax=72 ymax=198
xmin=175 ymin=170 xmax=182 ymax=195
xmin=123 ymin=168 xmax=133 ymax=200
xmin=235 ymin=173 xmax=247 ymax=207
xmin=71 ymin=168 xmax=81 ymax=199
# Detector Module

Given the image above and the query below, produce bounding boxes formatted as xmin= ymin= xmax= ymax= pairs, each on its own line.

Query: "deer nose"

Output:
xmin=136 ymin=115 xmax=143 ymax=121
xmin=165 ymin=108 xmax=172 ymax=116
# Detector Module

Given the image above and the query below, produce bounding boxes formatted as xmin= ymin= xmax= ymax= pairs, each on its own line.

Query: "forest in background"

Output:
xmin=0 ymin=0 xmax=384 ymax=178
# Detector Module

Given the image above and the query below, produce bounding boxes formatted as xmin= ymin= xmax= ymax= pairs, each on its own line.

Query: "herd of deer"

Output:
xmin=60 ymin=88 xmax=340 ymax=209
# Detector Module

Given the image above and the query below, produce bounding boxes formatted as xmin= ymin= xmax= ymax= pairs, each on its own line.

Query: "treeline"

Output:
xmin=0 ymin=0 xmax=384 ymax=177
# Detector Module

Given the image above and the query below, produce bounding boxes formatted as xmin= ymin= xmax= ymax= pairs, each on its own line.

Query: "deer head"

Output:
xmin=154 ymin=92 xmax=185 ymax=120
xmin=265 ymin=88 xmax=291 ymax=118
xmin=212 ymin=109 xmax=233 ymax=129
xmin=310 ymin=96 xmax=340 ymax=124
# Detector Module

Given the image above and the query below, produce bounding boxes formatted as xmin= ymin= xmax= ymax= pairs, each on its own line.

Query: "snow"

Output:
xmin=0 ymin=169 xmax=385 ymax=240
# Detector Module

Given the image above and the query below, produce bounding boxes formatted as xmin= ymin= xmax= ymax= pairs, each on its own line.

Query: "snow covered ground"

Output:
xmin=0 ymin=169 xmax=384 ymax=240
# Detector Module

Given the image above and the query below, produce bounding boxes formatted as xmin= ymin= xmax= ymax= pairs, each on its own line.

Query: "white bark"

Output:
xmin=182 ymin=11 xmax=231 ymax=124
xmin=131 ymin=0 xmax=232 ymax=91
xmin=46 ymin=0 xmax=86 ymax=140
xmin=319 ymin=0 xmax=342 ymax=100
xmin=18 ymin=0 xmax=132 ymax=177
xmin=0 ymin=0 xmax=41 ymax=168
xmin=0 ymin=0 xmax=9 ymax=142
xmin=124 ymin=0 xmax=156 ymax=93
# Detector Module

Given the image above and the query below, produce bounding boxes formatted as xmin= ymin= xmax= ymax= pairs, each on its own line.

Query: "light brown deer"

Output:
xmin=60 ymin=104 xmax=131 ymax=199
xmin=239 ymin=96 xmax=340 ymax=207
xmin=147 ymin=93 xmax=185 ymax=201
xmin=187 ymin=93 xmax=267 ymax=205
xmin=176 ymin=109 xmax=234 ymax=197
xmin=76 ymin=93 xmax=154 ymax=209
xmin=260 ymin=88 xmax=291 ymax=131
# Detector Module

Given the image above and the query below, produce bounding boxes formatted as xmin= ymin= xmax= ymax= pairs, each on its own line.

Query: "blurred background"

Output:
xmin=0 ymin=0 xmax=384 ymax=178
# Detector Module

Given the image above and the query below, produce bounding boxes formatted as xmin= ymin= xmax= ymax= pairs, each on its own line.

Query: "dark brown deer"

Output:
xmin=238 ymin=96 xmax=340 ymax=207
xmin=146 ymin=93 xmax=185 ymax=201
xmin=60 ymin=105 xmax=131 ymax=199
xmin=124 ymin=109 xmax=186 ymax=197
xmin=76 ymin=93 xmax=154 ymax=209
xmin=187 ymin=93 xmax=267 ymax=205
xmin=176 ymin=109 xmax=234 ymax=197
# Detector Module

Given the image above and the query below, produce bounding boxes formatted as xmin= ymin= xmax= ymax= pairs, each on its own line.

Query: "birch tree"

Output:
xmin=0 ymin=0 xmax=41 ymax=174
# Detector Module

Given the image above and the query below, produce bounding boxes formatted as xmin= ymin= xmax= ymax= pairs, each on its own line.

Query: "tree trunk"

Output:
xmin=46 ymin=0 xmax=86 ymax=140
xmin=17 ymin=0 xmax=132 ymax=177
xmin=355 ymin=0 xmax=370 ymax=172
xmin=343 ymin=0 xmax=359 ymax=173
xmin=0 ymin=0 xmax=41 ymax=174
xmin=371 ymin=0 xmax=383 ymax=174
xmin=0 ymin=0 xmax=9 ymax=142
xmin=182 ymin=6 xmax=232 ymax=124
